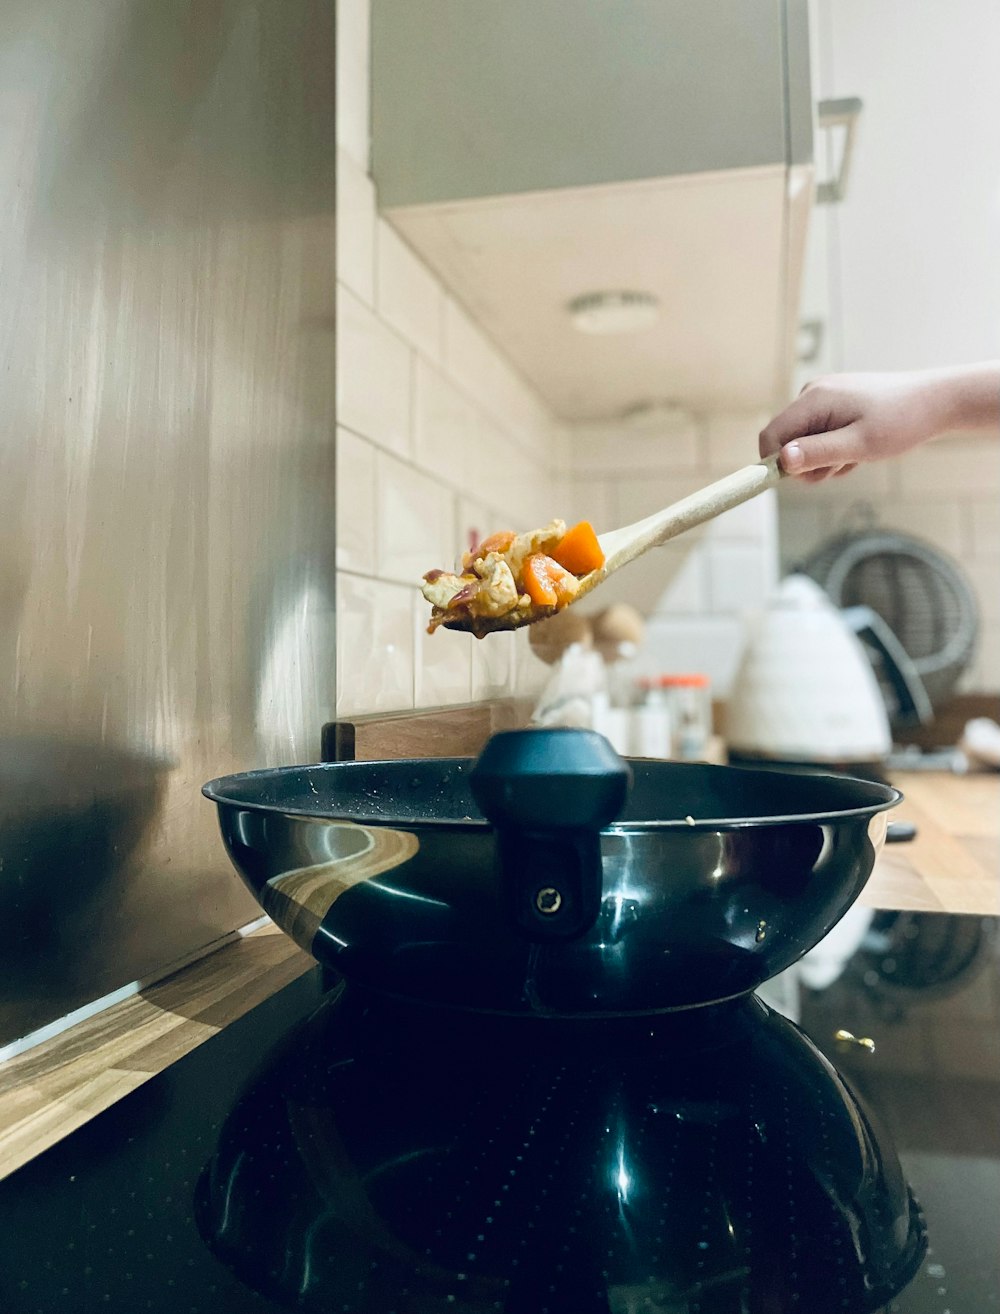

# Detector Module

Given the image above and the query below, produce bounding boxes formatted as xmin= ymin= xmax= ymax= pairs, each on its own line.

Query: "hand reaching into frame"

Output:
xmin=758 ymin=363 xmax=1000 ymax=482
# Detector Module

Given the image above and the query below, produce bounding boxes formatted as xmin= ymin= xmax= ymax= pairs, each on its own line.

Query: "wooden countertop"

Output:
xmin=0 ymin=923 xmax=313 ymax=1183
xmin=863 ymin=770 xmax=999 ymax=916
xmin=0 ymin=769 xmax=995 ymax=1183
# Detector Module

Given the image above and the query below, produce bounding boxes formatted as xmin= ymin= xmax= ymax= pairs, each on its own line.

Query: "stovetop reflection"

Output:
xmin=194 ymin=984 xmax=924 ymax=1313
xmin=0 ymin=912 xmax=997 ymax=1313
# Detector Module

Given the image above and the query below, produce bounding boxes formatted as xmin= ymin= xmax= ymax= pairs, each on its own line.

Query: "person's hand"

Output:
xmin=759 ymin=364 xmax=1000 ymax=482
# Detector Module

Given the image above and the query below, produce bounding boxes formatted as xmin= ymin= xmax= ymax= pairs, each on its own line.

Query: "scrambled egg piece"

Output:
xmin=421 ymin=570 xmax=469 ymax=610
xmin=421 ymin=552 xmax=520 ymax=626
xmin=473 ymin=552 xmax=520 ymax=616
xmin=505 ymin=520 xmax=566 ymax=580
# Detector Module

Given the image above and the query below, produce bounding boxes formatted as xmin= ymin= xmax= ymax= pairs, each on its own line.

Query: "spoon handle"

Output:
xmin=601 ymin=454 xmax=784 ymax=571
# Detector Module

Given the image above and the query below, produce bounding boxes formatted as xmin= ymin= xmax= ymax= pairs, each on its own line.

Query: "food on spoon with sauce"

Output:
xmin=421 ymin=519 xmax=606 ymax=637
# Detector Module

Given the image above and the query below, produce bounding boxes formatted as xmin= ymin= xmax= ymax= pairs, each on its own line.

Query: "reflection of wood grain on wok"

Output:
xmin=261 ymin=825 xmax=419 ymax=948
xmin=422 ymin=457 xmax=783 ymax=637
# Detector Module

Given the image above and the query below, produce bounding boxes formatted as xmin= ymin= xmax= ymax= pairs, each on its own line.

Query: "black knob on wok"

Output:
xmin=470 ymin=729 xmax=631 ymax=943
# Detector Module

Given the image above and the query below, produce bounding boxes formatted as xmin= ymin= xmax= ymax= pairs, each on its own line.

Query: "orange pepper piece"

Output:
xmin=522 ymin=554 xmax=577 ymax=608
xmin=550 ymin=521 xmax=605 ymax=576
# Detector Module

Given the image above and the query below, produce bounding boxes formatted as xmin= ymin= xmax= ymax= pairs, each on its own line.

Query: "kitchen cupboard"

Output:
xmin=370 ymin=0 xmax=817 ymax=420
xmin=793 ymin=0 xmax=1000 ymax=384
xmin=782 ymin=0 xmax=1000 ymax=695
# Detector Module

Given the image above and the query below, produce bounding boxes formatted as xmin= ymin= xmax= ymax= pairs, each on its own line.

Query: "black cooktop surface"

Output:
xmin=0 ymin=911 xmax=997 ymax=1314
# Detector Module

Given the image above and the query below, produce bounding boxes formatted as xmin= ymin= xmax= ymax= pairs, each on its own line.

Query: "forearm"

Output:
xmin=924 ymin=361 xmax=1000 ymax=434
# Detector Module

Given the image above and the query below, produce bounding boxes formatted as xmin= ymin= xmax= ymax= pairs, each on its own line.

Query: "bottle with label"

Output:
xmin=659 ymin=673 xmax=712 ymax=760
xmin=631 ymin=681 xmax=673 ymax=759
xmin=591 ymin=690 xmax=632 ymax=756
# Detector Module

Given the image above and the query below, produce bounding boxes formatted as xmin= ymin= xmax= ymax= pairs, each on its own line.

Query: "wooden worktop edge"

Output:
xmin=0 ymin=924 xmax=312 ymax=1182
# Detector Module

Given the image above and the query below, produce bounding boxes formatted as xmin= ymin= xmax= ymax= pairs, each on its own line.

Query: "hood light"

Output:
xmin=567 ymin=290 xmax=660 ymax=335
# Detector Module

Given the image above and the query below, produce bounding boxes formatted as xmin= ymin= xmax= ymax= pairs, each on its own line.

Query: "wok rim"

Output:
xmin=202 ymin=757 xmax=903 ymax=833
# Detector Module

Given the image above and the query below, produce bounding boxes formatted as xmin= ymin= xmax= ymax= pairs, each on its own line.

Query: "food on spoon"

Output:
xmin=521 ymin=553 xmax=580 ymax=609
xmin=549 ymin=520 xmax=605 ymax=576
xmin=462 ymin=530 xmax=516 ymax=567
xmin=422 ymin=519 xmax=606 ymax=635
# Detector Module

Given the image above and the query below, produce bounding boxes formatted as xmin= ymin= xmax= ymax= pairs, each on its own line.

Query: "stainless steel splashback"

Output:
xmin=0 ymin=1 xmax=337 ymax=1044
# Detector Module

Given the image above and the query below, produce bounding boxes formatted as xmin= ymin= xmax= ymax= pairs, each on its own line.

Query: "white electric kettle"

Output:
xmin=726 ymin=574 xmax=931 ymax=765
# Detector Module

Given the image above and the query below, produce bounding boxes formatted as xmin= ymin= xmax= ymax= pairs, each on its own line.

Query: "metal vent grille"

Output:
xmin=802 ymin=530 xmax=979 ymax=708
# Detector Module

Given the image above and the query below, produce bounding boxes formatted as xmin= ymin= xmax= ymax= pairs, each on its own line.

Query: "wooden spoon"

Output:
xmin=442 ymin=455 xmax=784 ymax=635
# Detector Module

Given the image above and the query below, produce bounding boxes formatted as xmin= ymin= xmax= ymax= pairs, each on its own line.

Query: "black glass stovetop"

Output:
xmin=0 ymin=911 xmax=997 ymax=1314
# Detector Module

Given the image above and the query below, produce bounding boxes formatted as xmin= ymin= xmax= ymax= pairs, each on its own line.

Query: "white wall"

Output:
xmin=335 ymin=0 xmax=567 ymax=714
xmin=568 ymin=409 xmax=778 ymax=697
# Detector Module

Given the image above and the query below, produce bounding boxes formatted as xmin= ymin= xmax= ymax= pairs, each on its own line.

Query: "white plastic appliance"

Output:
xmin=726 ymin=575 xmax=928 ymax=765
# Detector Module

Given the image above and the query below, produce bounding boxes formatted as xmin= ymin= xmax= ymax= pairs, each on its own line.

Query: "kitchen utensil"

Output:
xmin=442 ymin=455 xmax=783 ymax=633
xmin=802 ymin=528 xmax=978 ymax=713
xmin=726 ymin=574 xmax=928 ymax=765
xmin=202 ymin=726 xmax=904 ymax=1016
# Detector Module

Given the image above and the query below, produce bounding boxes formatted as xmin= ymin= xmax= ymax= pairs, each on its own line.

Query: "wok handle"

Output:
xmin=886 ymin=820 xmax=917 ymax=843
xmin=469 ymin=729 xmax=631 ymax=943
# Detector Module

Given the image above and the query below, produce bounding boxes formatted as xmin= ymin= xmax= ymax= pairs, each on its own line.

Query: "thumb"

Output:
xmin=759 ymin=385 xmax=841 ymax=454
xmin=779 ymin=423 xmax=864 ymax=474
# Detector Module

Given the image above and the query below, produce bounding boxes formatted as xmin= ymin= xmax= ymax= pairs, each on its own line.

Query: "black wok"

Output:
xmin=202 ymin=728 xmax=904 ymax=1015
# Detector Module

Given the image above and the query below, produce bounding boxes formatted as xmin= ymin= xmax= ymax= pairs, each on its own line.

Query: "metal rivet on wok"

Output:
xmin=536 ymin=887 xmax=562 ymax=914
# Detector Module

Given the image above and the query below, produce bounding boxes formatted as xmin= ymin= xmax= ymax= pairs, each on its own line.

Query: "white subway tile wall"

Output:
xmin=569 ymin=477 xmax=616 ymax=539
xmin=413 ymin=359 xmax=481 ymax=474
xmin=613 ymin=472 xmax=706 ymax=527
xmin=567 ymin=413 xmax=701 ymax=475
xmin=336 ymin=573 xmax=415 ymax=714
xmin=335 ymin=1 xmax=560 ymax=714
xmin=336 ymin=149 xmax=375 ymax=304
xmin=471 ymin=631 xmax=520 ymax=703
xmin=776 ymin=435 xmax=1000 ymax=693
xmin=335 ymin=426 xmax=376 ymax=575
xmin=375 ymin=219 xmax=445 ymax=362
xmin=642 ymin=615 xmax=750 ymax=698
xmin=375 ymin=451 xmax=456 ymax=586
xmin=564 ymin=412 xmax=779 ymax=695
xmin=336 ymin=285 xmax=412 ymax=459
xmin=414 ymin=599 xmax=474 ymax=709
xmin=704 ymin=412 xmax=764 ymax=474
